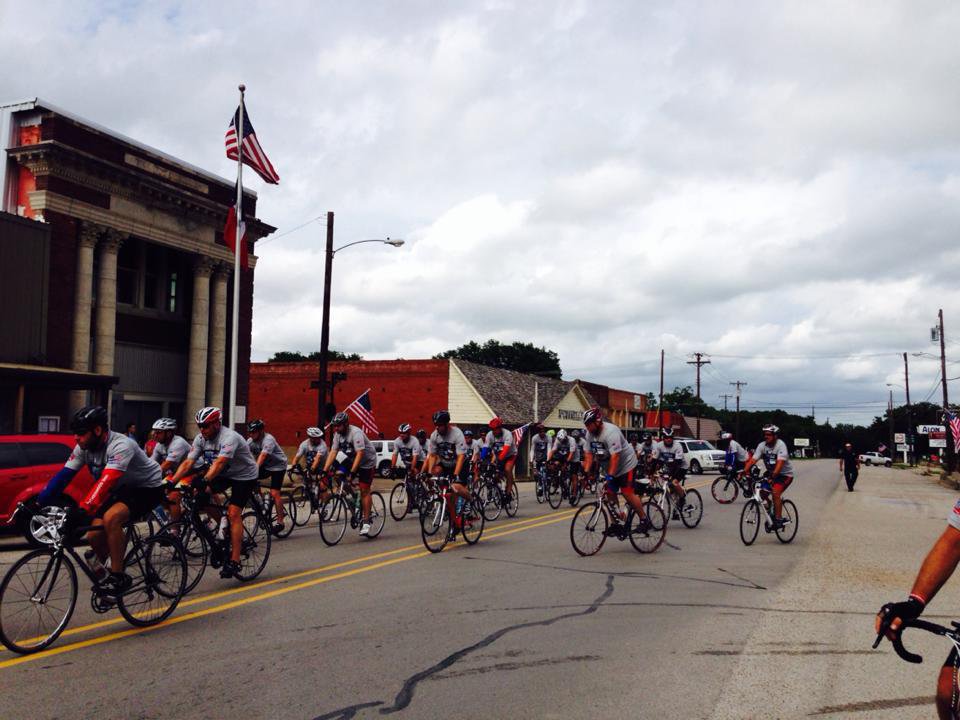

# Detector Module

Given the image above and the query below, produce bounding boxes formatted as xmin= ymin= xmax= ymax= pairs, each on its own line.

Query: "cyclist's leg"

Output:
xmin=619 ymin=470 xmax=646 ymax=519
xmin=228 ymin=480 xmax=255 ymax=563
xmin=268 ymin=469 xmax=286 ymax=522
xmin=772 ymin=477 xmax=792 ymax=520
xmin=504 ymin=457 xmax=516 ymax=495
xmin=358 ymin=468 xmax=375 ymax=522
xmin=937 ymin=648 xmax=959 ymax=719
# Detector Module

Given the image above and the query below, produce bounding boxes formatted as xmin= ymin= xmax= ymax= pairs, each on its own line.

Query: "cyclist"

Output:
xmin=742 ymin=424 xmax=794 ymax=530
xmin=485 ymin=416 xmax=517 ymax=508
xmin=150 ymin=417 xmax=192 ymax=524
xmin=322 ymin=412 xmax=378 ymax=536
xmin=722 ymin=432 xmax=748 ymax=475
xmin=531 ymin=423 xmax=550 ymax=498
xmin=424 ymin=410 xmax=472 ymax=520
xmin=289 ymin=426 xmax=328 ymax=476
xmin=548 ymin=428 xmax=577 ymax=495
xmin=37 ymin=406 xmax=164 ymax=597
xmin=652 ymin=428 xmax=687 ymax=511
xmin=391 ymin=423 xmax=422 ymax=478
xmin=171 ymin=406 xmax=260 ymax=579
xmin=247 ymin=419 xmax=289 ymax=534
xmin=581 ymin=406 xmax=646 ymax=531
xmin=875 ymin=500 xmax=960 ymax=718
xmin=638 ymin=432 xmax=657 ymax=472
xmin=463 ymin=429 xmax=481 ymax=481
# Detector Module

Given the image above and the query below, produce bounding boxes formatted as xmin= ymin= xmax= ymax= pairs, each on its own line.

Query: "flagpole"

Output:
xmin=228 ymin=83 xmax=245 ymax=429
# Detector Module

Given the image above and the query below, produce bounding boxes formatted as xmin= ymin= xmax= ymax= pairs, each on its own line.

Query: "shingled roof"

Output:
xmin=452 ymin=359 xmax=578 ymax=426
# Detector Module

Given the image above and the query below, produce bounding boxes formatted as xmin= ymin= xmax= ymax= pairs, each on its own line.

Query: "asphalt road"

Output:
xmin=0 ymin=462 xmax=840 ymax=719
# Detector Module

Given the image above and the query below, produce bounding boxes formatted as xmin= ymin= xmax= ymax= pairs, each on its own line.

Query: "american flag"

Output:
xmin=225 ymin=103 xmax=280 ymax=185
xmin=346 ymin=390 xmax=379 ymax=438
xmin=947 ymin=411 xmax=960 ymax=449
xmin=513 ymin=423 xmax=530 ymax=445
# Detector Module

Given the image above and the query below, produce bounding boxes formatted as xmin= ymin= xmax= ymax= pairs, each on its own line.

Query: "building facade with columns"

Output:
xmin=0 ymin=98 xmax=274 ymax=436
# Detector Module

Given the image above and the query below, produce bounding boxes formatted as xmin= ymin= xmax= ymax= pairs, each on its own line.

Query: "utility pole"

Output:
xmin=658 ymin=349 xmax=665 ymax=434
xmin=687 ymin=352 xmax=711 ymax=439
xmin=719 ymin=394 xmax=732 ymax=411
xmin=317 ymin=211 xmax=335 ymax=429
xmin=939 ymin=309 xmax=954 ymax=472
xmin=730 ymin=381 xmax=747 ymax=439
xmin=904 ymin=351 xmax=913 ymax=466
xmin=888 ymin=389 xmax=895 ymax=466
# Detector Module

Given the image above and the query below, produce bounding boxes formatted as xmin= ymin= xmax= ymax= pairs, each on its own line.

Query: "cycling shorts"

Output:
xmin=211 ymin=477 xmax=256 ymax=508
xmin=96 ymin=485 xmax=165 ymax=521
xmin=606 ymin=468 xmax=636 ymax=494
xmin=259 ymin=467 xmax=286 ymax=490
xmin=356 ymin=467 xmax=375 ymax=488
xmin=771 ymin=476 xmax=793 ymax=492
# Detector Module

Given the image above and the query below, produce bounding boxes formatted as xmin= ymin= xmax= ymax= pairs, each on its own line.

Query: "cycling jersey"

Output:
xmin=638 ymin=441 xmax=656 ymax=463
xmin=753 ymin=439 xmax=794 ymax=477
xmin=188 ymin=426 xmax=259 ymax=482
xmin=576 ymin=437 xmax=588 ymax=463
xmin=296 ymin=438 xmax=328 ymax=468
xmin=331 ymin=425 xmax=377 ymax=470
xmin=531 ymin=434 xmax=550 ymax=463
xmin=551 ymin=436 xmax=575 ymax=460
xmin=485 ymin=428 xmax=516 ymax=459
xmin=463 ymin=439 xmax=479 ymax=464
xmin=66 ymin=431 xmax=163 ymax=489
xmin=394 ymin=436 xmax=422 ymax=466
xmin=653 ymin=440 xmax=686 ymax=469
xmin=151 ymin=434 xmax=191 ymax=468
xmin=584 ymin=423 xmax=637 ymax=476
xmin=727 ymin=439 xmax=748 ymax=463
xmin=428 ymin=426 xmax=468 ymax=470
xmin=247 ymin=432 xmax=288 ymax=472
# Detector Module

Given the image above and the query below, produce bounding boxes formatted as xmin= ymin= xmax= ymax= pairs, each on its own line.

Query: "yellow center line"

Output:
xmin=0 ymin=508 xmax=577 ymax=669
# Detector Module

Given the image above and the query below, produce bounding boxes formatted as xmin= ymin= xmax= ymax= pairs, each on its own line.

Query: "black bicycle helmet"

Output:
xmin=433 ymin=409 xmax=451 ymax=425
xmin=70 ymin=405 xmax=108 ymax=433
xmin=331 ymin=412 xmax=350 ymax=427
xmin=247 ymin=419 xmax=265 ymax=432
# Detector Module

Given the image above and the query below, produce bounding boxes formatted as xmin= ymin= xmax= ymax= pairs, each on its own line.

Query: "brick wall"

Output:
xmin=248 ymin=359 xmax=449 ymax=448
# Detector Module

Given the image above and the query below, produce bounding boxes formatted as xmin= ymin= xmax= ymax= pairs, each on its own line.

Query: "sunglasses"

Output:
xmin=197 ymin=422 xmax=215 ymax=430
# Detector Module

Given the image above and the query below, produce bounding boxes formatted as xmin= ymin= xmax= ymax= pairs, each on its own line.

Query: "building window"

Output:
xmin=38 ymin=416 xmax=60 ymax=433
xmin=116 ymin=242 xmax=139 ymax=306
xmin=168 ymin=271 xmax=178 ymax=313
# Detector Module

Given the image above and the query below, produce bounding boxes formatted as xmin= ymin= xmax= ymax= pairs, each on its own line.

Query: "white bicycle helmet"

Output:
xmin=195 ymin=407 xmax=221 ymax=425
xmin=762 ymin=424 xmax=779 ymax=435
xmin=556 ymin=429 xmax=568 ymax=441
xmin=306 ymin=426 xmax=323 ymax=438
xmin=152 ymin=417 xmax=177 ymax=431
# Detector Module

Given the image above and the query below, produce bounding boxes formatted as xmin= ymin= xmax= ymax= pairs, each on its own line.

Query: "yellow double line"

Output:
xmin=0 ymin=506 xmax=577 ymax=669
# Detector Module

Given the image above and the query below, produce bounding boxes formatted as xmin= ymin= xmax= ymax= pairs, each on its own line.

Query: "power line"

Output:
xmin=256 ymin=214 xmax=327 ymax=249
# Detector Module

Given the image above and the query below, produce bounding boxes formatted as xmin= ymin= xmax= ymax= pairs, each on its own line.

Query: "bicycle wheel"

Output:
xmin=462 ymin=500 xmax=485 ymax=545
xmin=235 ymin=509 xmax=272 ymax=581
xmin=366 ymin=493 xmax=387 ymax=538
xmin=0 ymin=549 xmax=77 ymax=654
xmin=269 ymin=495 xmax=295 ymax=539
xmin=679 ymin=489 xmax=704 ymax=529
xmin=389 ymin=483 xmax=410 ymax=521
xmin=479 ymin=483 xmax=503 ymax=522
xmin=711 ymin=476 xmax=738 ymax=504
xmin=739 ymin=500 xmax=761 ymax=546
xmin=535 ymin=477 xmax=546 ymax=504
xmin=118 ymin=533 xmax=186 ymax=626
xmin=159 ymin=520 xmax=207 ymax=595
xmin=319 ymin=497 xmax=348 ymax=546
xmin=546 ymin=478 xmax=563 ymax=509
xmin=569 ymin=502 xmax=608 ymax=556
xmin=775 ymin=500 xmax=799 ymax=544
xmin=629 ymin=504 xmax=666 ymax=554
xmin=504 ymin=483 xmax=519 ymax=517
xmin=288 ymin=485 xmax=311 ymax=527
xmin=420 ymin=497 xmax=450 ymax=553
xmin=568 ymin=480 xmax=582 ymax=506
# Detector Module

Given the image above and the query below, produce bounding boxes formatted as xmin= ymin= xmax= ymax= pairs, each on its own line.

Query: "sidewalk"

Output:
xmin=709 ymin=464 xmax=960 ymax=720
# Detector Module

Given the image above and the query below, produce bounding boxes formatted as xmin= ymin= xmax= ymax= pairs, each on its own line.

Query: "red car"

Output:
xmin=0 ymin=434 xmax=95 ymax=542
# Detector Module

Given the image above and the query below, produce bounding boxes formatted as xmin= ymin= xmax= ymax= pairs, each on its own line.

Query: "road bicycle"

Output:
xmin=545 ymin=462 xmax=581 ymax=509
xmin=738 ymin=475 xmax=798 ymax=545
xmin=645 ymin=469 xmax=703 ymax=529
xmin=257 ymin=483 xmax=295 ymax=539
xmin=388 ymin=468 xmax=431 ymax=521
xmin=0 ymin=503 xmax=187 ymax=654
xmin=534 ymin=462 xmax=549 ymax=504
xmin=711 ymin=463 xmax=760 ymax=503
xmin=569 ymin=492 xmax=666 ymax=556
xmin=420 ymin=475 xmax=485 ymax=553
xmin=873 ymin=615 xmax=960 ymax=718
xmin=318 ymin=471 xmax=386 ymax=546
xmin=473 ymin=464 xmax=505 ymax=522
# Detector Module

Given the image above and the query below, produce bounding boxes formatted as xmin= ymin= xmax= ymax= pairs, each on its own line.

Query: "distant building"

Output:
xmin=0 ymin=98 xmax=274 ymax=436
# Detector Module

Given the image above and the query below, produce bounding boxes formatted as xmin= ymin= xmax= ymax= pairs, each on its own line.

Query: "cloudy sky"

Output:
xmin=4 ymin=0 xmax=960 ymax=424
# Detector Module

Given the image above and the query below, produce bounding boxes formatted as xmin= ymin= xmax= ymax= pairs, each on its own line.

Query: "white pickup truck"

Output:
xmin=858 ymin=451 xmax=891 ymax=467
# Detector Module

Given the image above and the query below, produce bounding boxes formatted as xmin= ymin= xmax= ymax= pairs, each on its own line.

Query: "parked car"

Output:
xmin=677 ymin=438 xmax=727 ymax=474
xmin=370 ymin=439 xmax=398 ymax=478
xmin=859 ymin=451 xmax=892 ymax=467
xmin=0 ymin=434 xmax=95 ymax=544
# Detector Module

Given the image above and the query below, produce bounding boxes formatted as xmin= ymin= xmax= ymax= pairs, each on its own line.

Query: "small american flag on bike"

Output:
xmin=947 ymin=411 xmax=960 ymax=449
xmin=513 ymin=423 xmax=530 ymax=445
xmin=346 ymin=389 xmax=379 ymax=437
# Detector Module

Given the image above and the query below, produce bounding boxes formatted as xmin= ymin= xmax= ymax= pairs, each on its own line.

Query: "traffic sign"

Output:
xmin=930 ymin=439 xmax=947 ymax=448
xmin=897 ymin=443 xmax=908 ymax=451
xmin=794 ymin=438 xmax=810 ymax=447
xmin=894 ymin=433 xmax=906 ymax=444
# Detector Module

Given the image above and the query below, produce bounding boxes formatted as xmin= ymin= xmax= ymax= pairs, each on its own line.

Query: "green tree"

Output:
xmin=268 ymin=349 xmax=363 ymax=362
xmin=434 ymin=339 xmax=562 ymax=378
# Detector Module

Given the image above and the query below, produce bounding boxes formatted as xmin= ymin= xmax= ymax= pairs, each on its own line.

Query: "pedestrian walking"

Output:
xmin=839 ymin=442 xmax=859 ymax=491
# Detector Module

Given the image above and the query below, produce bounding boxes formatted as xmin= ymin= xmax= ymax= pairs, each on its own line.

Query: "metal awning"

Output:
xmin=0 ymin=363 xmax=117 ymax=389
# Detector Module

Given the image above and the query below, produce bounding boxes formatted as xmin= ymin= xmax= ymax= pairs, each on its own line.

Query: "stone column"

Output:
xmin=70 ymin=223 xmax=100 ymax=412
xmin=185 ymin=257 xmax=214 ymax=427
xmin=93 ymin=229 xmax=124 ymax=377
xmin=206 ymin=264 xmax=229 ymax=410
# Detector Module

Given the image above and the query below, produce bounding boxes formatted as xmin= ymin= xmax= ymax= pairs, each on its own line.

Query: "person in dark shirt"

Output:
xmin=839 ymin=442 xmax=860 ymax=491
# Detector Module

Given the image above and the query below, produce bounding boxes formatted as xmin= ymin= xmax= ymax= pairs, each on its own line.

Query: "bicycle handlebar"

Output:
xmin=873 ymin=617 xmax=960 ymax=664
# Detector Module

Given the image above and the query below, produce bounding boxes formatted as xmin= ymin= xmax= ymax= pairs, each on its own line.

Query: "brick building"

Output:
xmin=0 ymin=98 xmax=274 ymax=435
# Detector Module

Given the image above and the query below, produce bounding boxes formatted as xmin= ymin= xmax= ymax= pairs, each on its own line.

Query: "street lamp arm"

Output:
xmin=332 ymin=238 xmax=405 ymax=255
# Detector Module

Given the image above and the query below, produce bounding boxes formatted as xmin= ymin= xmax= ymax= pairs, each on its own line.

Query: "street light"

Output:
xmin=317 ymin=211 xmax=404 ymax=426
